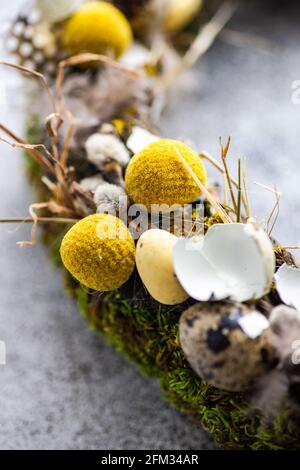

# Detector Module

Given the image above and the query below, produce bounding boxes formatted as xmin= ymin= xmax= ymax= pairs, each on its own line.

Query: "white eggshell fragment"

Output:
xmin=173 ymin=223 xmax=275 ymax=303
xmin=120 ymin=43 xmax=152 ymax=69
xmin=136 ymin=229 xmax=189 ymax=305
xmin=275 ymin=263 xmax=300 ymax=311
xmin=126 ymin=127 xmax=160 ymax=154
xmin=238 ymin=311 xmax=270 ymax=340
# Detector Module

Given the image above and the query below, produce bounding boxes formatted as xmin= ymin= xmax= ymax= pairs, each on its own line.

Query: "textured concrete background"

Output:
xmin=0 ymin=0 xmax=300 ymax=450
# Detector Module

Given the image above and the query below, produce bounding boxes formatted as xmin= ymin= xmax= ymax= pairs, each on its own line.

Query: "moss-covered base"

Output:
xmin=23 ymin=120 xmax=300 ymax=450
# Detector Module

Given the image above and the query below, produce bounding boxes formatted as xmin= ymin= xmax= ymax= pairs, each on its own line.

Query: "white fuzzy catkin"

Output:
xmin=79 ymin=174 xmax=105 ymax=193
xmin=94 ymin=183 xmax=128 ymax=215
xmin=85 ymin=133 xmax=130 ymax=170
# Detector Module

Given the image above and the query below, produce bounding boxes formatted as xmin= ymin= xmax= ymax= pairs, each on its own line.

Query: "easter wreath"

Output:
xmin=1 ymin=0 xmax=300 ymax=450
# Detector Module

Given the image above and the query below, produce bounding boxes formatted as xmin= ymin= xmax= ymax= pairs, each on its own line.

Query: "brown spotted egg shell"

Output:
xmin=179 ymin=302 xmax=278 ymax=392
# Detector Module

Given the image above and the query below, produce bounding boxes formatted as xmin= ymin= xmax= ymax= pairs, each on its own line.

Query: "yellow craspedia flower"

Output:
xmin=125 ymin=139 xmax=207 ymax=210
xmin=60 ymin=214 xmax=135 ymax=291
xmin=163 ymin=0 xmax=203 ymax=32
xmin=62 ymin=1 xmax=133 ymax=58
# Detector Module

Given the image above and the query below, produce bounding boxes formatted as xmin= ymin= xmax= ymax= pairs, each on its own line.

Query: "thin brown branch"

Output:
xmin=46 ymin=112 xmax=64 ymax=163
xmin=200 ymin=149 xmax=247 ymax=212
xmin=220 ymin=137 xmax=237 ymax=213
xmin=0 ymin=217 xmax=78 ymax=224
xmin=236 ymin=158 xmax=242 ymax=222
xmin=0 ymin=61 xmax=56 ymax=113
xmin=156 ymin=0 xmax=237 ymax=93
xmin=242 ymin=158 xmax=251 ymax=219
xmin=60 ymin=109 xmax=76 ymax=168
xmin=174 ymin=148 xmax=232 ymax=223
xmin=0 ymin=124 xmax=54 ymax=174
xmin=254 ymin=182 xmax=281 ymax=236
xmin=17 ymin=203 xmax=49 ymax=247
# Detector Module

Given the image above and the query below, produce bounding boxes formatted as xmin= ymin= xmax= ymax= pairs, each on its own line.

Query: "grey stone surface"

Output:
xmin=0 ymin=0 xmax=300 ymax=450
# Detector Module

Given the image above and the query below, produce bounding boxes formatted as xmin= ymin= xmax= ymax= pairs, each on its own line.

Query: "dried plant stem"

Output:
xmin=46 ymin=112 xmax=64 ymax=162
xmin=0 ymin=217 xmax=78 ymax=224
xmin=273 ymin=246 xmax=300 ymax=251
xmin=200 ymin=149 xmax=248 ymax=212
xmin=254 ymin=181 xmax=281 ymax=236
xmin=156 ymin=1 xmax=237 ymax=93
xmin=0 ymin=123 xmax=54 ymax=174
xmin=17 ymin=203 xmax=49 ymax=247
xmin=0 ymin=61 xmax=56 ymax=112
xmin=223 ymin=172 xmax=228 ymax=206
xmin=236 ymin=158 xmax=242 ymax=222
xmin=174 ymin=148 xmax=232 ymax=223
xmin=220 ymin=28 xmax=274 ymax=53
xmin=220 ymin=137 xmax=237 ymax=215
xmin=61 ymin=109 xmax=76 ymax=168
xmin=242 ymin=159 xmax=251 ymax=219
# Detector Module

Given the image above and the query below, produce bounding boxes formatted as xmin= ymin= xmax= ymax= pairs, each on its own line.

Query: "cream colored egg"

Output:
xmin=136 ymin=229 xmax=189 ymax=305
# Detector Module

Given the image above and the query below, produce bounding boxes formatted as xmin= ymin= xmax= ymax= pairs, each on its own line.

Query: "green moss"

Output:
xmin=67 ymin=283 xmax=300 ymax=450
xmin=24 ymin=120 xmax=300 ymax=450
xmin=23 ymin=115 xmax=44 ymax=181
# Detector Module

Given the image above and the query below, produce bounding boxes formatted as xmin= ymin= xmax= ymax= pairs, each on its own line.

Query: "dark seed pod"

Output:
xmin=179 ymin=302 xmax=278 ymax=392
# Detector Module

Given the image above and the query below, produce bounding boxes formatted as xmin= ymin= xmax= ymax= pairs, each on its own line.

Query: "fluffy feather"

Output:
xmin=251 ymin=305 xmax=300 ymax=419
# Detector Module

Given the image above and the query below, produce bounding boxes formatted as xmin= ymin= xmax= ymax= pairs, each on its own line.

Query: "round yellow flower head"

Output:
xmin=62 ymin=1 xmax=133 ymax=58
xmin=60 ymin=214 xmax=135 ymax=291
xmin=125 ymin=139 xmax=207 ymax=209
xmin=163 ymin=0 xmax=203 ymax=33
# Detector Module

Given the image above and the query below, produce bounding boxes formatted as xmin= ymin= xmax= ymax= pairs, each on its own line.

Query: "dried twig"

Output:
xmin=242 ymin=158 xmax=251 ymax=219
xmin=236 ymin=158 xmax=242 ymax=222
xmin=16 ymin=203 xmax=49 ymax=247
xmin=220 ymin=137 xmax=237 ymax=213
xmin=201 ymin=149 xmax=249 ymax=215
xmin=60 ymin=109 xmax=76 ymax=168
xmin=220 ymin=28 xmax=274 ymax=53
xmin=46 ymin=112 xmax=64 ymax=162
xmin=254 ymin=182 xmax=281 ymax=236
xmin=156 ymin=0 xmax=237 ymax=93
xmin=174 ymin=148 xmax=232 ymax=223
xmin=0 ymin=217 xmax=78 ymax=224
xmin=0 ymin=61 xmax=56 ymax=112
xmin=0 ymin=124 xmax=54 ymax=174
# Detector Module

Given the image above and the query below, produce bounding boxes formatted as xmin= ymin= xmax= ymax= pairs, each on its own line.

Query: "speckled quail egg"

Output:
xmin=179 ymin=302 xmax=278 ymax=392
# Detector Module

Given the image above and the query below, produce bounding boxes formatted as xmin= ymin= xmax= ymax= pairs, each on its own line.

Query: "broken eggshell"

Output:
xmin=173 ymin=223 xmax=275 ymax=303
xmin=275 ymin=263 xmax=300 ymax=311
xmin=136 ymin=229 xmax=189 ymax=305
xmin=179 ymin=302 xmax=277 ymax=392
